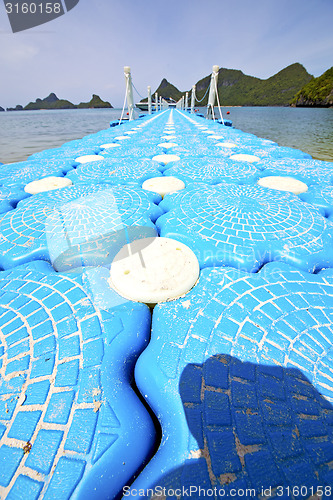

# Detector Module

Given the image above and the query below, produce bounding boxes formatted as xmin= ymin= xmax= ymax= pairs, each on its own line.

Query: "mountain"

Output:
xmin=6 ymin=105 xmax=23 ymax=111
xmin=140 ymin=78 xmax=183 ymax=103
xmin=291 ymin=67 xmax=333 ymax=107
xmin=23 ymin=93 xmax=113 ymax=110
xmin=43 ymin=92 xmax=59 ymax=103
xmin=24 ymin=93 xmax=76 ymax=110
xmin=77 ymin=94 xmax=112 ymax=108
xmin=0 ymin=106 xmax=4 ymax=112
xmin=194 ymin=63 xmax=313 ymax=106
xmin=145 ymin=63 xmax=313 ymax=107
xmin=153 ymin=78 xmax=183 ymax=101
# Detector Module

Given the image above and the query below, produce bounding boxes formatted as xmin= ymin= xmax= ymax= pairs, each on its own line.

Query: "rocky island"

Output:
xmin=4 ymin=93 xmax=113 ymax=111
xmin=139 ymin=63 xmax=332 ymax=108
xmin=291 ymin=67 xmax=333 ymax=107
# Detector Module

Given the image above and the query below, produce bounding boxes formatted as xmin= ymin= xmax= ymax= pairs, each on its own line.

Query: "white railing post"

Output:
xmin=185 ymin=92 xmax=189 ymax=111
xmin=206 ymin=65 xmax=219 ymax=120
xmin=148 ymin=86 xmax=152 ymax=115
xmin=191 ymin=85 xmax=196 ymax=113
xmin=155 ymin=92 xmax=158 ymax=112
xmin=159 ymin=96 xmax=162 ymax=111
xmin=124 ymin=66 xmax=135 ymax=121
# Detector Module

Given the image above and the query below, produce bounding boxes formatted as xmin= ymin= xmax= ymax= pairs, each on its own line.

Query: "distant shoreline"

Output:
xmin=1 ymin=107 xmax=332 ymax=165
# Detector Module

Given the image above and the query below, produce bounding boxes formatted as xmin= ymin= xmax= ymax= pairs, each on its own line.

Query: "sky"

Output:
xmin=0 ymin=0 xmax=332 ymax=108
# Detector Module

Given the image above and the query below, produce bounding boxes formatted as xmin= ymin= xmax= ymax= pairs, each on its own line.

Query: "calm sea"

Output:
xmin=0 ymin=107 xmax=332 ymax=164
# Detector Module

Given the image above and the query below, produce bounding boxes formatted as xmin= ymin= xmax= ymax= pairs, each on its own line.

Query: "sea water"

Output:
xmin=0 ymin=107 xmax=332 ymax=165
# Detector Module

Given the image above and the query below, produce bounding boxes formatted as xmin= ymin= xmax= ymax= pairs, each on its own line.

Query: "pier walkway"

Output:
xmin=0 ymin=110 xmax=333 ymax=498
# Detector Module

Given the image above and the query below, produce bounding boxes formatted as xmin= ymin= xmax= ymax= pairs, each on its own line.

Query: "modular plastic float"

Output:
xmin=0 ymin=160 xmax=75 ymax=189
xmin=0 ymin=187 xmax=29 ymax=215
xmin=0 ymin=262 xmax=154 ymax=499
xmin=132 ymin=263 xmax=333 ymax=494
xmin=66 ymin=158 xmax=163 ymax=185
xmin=0 ymin=183 xmax=161 ymax=270
xmin=1 ymin=109 xmax=333 ymax=498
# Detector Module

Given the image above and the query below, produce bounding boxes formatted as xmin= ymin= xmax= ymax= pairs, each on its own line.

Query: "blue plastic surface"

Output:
xmin=300 ymin=185 xmax=333 ymax=217
xmin=0 ymin=160 xmax=75 ymax=188
xmin=66 ymin=158 xmax=163 ymax=184
xmin=130 ymin=262 xmax=333 ymax=496
xmin=163 ymin=156 xmax=260 ymax=185
xmin=0 ymin=261 xmax=155 ymax=499
xmin=258 ymin=158 xmax=333 ymax=186
xmin=0 ymin=187 xmax=29 ymax=214
xmin=0 ymin=183 xmax=162 ymax=270
xmin=156 ymin=183 xmax=333 ymax=272
xmin=1 ymin=109 xmax=333 ymax=499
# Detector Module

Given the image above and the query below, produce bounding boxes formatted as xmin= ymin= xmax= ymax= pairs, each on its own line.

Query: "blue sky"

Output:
xmin=0 ymin=0 xmax=332 ymax=108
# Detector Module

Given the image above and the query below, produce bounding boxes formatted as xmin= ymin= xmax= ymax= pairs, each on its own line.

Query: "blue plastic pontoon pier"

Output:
xmin=0 ymin=109 xmax=333 ymax=499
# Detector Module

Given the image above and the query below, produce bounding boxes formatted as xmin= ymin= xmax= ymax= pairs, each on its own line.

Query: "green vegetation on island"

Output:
xmin=24 ymin=93 xmax=76 ymax=110
xmin=77 ymin=94 xmax=112 ymax=108
xmin=6 ymin=105 xmax=23 ymax=111
xmin=140 ymin=79 xmax=183 ymax=103
xmin=144 ymin=63 xmax=314 ymax=107
xmin=4 ymin=93 xmax=113 ymax=111
xmin=291 ymin=67 xmax=333 ymax=107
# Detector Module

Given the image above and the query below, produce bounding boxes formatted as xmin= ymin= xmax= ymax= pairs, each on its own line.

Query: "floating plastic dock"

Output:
xmin=1 ymin=109 xmax=333 ymax=498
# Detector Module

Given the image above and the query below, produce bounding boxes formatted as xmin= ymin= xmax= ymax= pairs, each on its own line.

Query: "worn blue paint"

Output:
xmin=1 ymin=109 xmax=333 ymax=499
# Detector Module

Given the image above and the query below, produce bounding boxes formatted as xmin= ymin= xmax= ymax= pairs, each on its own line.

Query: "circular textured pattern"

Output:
xmin=259 ymin=158 xmax=333 ymax=186
xmin=110 ymin=237 xmax=199 ymax=305
xmin=152 ymin=154 xmax=180 ymax=165
xmin=0 ymin=264 xmax=154 ymax=499
xmin=230 ymin=153 xmax=261 ymax=163
xmin=100 ymin=143 xmax=163 ymax=159
xmin=75 ymin=155 xmax=103 ymax=164
xmin=24 ymin=177 xmax=73 ymax=194
xmin=164 ymin=157 xmax=259 ymax=184
xmin=0 ymin=160 xmax=72 ymax=187
xmin=0 ymin=184 xmax=162 ymax=270
xmin=133 ymin=263 xmax=333 ymax=494
xmin=258 ymin=176 xmax=308 ymax=194
xmin=142 ymin=176 xmax=185 ymax=198
xmin=157 ymin=184 xmax=331 ymax=271
xmin=66 ymin=158 xmax=162 ymax=183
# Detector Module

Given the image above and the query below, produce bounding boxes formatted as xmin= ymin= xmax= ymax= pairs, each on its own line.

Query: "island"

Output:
xmin=6 ymin=105 xmax=23 ymax=111
xmin=77 ymin=94 xmax=112 ymax=108
xmin=140 ymin=63 xmax=319 ymax=107
xmin=5 ymin=93 xmax=113 ymax=111
xmin=291 ymin=67 xmax=333 ymax=107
